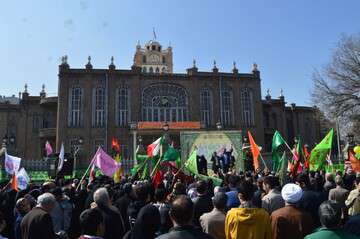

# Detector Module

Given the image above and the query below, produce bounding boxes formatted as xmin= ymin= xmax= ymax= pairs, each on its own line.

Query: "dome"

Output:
xmin=145 ymin=40 xmax=162 ymax=51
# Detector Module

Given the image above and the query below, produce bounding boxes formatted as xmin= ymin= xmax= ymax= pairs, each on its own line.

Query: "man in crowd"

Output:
xmin=225 ymin=175 xmax=240 ymax=209
xmin=114 ymin=183 xmax=133 ymax=232
xmin=193 ymin=180 xmax=213 ymax=227
xmin=50 ymin=187 xmax=73 ymax=234
xmin=200 ymin=192 xmax=227 ymax=239
xmin=20 ymin=193 xmax=58 ymax=239
xmin=225 ymin=180 xmax=272 ymax=239
xmin=262 ymin=176 xmax=284 ymax=214
xmin=305 ymin=200 xmax=357 ymax=238
xmin=79 ymin=208 xmax=104 ymax=239
xmin=270 ymin=183 xmax=314 ymax=239
xmin=345 ymin=177 xmax=360 ymax=216
xmin=156 ymin=195 xmax=214 ymax=239
xmin=14 ymin=198 xmax=31 ymax=239
xmin=93 ymin=187 xmax=125 ymax=239
xmin=328 ymin=175 xmax=349 ymax=219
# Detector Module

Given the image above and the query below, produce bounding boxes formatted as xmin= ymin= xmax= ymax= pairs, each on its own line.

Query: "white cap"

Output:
xmin=281 ymin=183 xmax=303 ymax=203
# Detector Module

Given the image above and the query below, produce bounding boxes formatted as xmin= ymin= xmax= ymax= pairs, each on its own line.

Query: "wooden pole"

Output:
xmin=76 ymin=158 xmax=95 ymax=191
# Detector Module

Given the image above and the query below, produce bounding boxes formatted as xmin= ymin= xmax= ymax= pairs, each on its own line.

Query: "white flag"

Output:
xmin=5 ymin=153 xmax=21 ymax=175
xmin=17 ymin=168 xmax=30 ymax=190
xmin=58 ymin=143 xmax=65 ymax=172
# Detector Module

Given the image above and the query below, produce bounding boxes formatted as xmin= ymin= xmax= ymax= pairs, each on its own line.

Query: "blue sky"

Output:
xmin=0 ymin=0 xmax=359 ymax=105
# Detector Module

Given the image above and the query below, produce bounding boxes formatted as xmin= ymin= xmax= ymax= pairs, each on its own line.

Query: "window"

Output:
xmin=152 ymin=45 xmax=156 ymax=50
xmin=68 ymin=87 xmax=83 ymax=127
xmin=162 ymin=56 xmax=166 ymax=64
xmin=142 ymin=67 xmax=147 ymax=73
xmin=92 ymin=87 xmax=105 ymax=127
xmin=272 ymin=113 xmax=277 ymax=129
xmin=221 ymin=86 xmax=234 ymax=126
xmin=43 ymin=111 xmax=55 ymax=128
xmin=200 ymin=88 xmax=212 ymax=127
xmin=32 ymin=113 xmax=41 ymax=132
xmin=93 ymin=139 xmax=105 ymax=153
xmin=142 ymin=83 xmax=188 ymax=122
xmin=142 ymin=55 xmax=146 ymax=63
xmin=155 ymin=67 xmax=160 ymax=73
xmin=116 ymin=86 xmax=130 ymax=127
xmin=158 ymin=46 xmax=161 ymax=51
xmin=149 ymin=67 xmax=154 ymax=73
xmin=161 ymin=67 xmax=166 ymax=73
xmin=240 ymin=88 xmax=254 ymax=127
xmin=263 ymin=112 xmax=270 ymax=128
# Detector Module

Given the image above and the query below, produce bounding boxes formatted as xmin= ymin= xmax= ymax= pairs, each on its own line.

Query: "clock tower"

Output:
xmin=133 ymin=40 xmax=173 ymax=73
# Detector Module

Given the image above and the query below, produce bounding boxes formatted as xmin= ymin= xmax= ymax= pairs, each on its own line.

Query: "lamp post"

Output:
xmin=72 ymin=137 xmax=83 ymax=178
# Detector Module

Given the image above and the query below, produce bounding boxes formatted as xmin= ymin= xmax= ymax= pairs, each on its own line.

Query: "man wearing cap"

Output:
xmin=270 ymin=183 xmax=315 ymax=239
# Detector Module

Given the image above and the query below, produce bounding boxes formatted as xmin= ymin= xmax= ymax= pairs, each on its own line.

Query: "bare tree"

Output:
xmin=312 ymin=34 xmax=360 ymax=139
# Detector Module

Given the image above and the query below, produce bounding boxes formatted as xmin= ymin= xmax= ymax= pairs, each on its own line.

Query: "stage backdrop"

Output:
xmin=180 ymin=131 xmax=244 ymax=172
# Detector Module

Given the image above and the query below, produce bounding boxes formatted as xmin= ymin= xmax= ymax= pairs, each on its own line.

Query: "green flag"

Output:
xmin=163 ymin=145 xmax=180 ymax=162
xmin=272 ymin=131 xmax=286 ymax=172
xmin=309 ymin=129 xmax=334 ymax=171
xmin=278 ymin=151 xmax=288 ymax=185
xmin=185 ymin=150 xmax=198 ymax=175
xmin=198 ymin=174 xmax=223 ymax=187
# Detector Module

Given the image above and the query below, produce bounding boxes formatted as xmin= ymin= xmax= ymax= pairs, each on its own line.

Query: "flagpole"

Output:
xmin=76 ymin=158 xmax=95 ymax=191
xmin=258 ymin=153 xmax=268 ymax=170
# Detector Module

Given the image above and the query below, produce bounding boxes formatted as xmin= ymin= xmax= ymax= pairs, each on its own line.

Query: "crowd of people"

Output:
xmin=0 ymin=166 xmax=360 ymax=239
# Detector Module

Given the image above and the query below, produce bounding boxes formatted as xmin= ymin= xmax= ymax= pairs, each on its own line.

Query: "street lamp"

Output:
xmin=73 ymin=137 xmax=83 ymax=178
xmin=216 ymin=122 xmax=222 ymax=130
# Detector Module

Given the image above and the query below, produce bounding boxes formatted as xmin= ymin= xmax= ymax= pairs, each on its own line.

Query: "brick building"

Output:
xmin=0 ymin=39 xmax=322 ymax=168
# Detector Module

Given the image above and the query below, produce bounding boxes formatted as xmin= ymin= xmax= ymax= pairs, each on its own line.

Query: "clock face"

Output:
xmin=149 ymin=54 xmax=160 ymax=63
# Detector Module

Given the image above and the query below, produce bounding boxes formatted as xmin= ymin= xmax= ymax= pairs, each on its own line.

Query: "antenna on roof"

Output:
xmin=153 ymin=27 xmax=157 ymax=40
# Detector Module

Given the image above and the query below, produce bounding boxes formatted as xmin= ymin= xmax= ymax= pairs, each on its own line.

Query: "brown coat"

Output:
xmin=20 ymin=207 xmax=57 ymax=239
xmin=270 ymin=205 xmax=314 ymax=239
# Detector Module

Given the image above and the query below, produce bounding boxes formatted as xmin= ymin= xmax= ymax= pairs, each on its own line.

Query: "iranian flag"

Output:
xmin=147 ymin=137 xmax=162 ymax=157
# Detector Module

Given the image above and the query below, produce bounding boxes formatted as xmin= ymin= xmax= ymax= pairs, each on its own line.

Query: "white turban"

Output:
xmin=281 ymin=183 xmax=303 ymax=203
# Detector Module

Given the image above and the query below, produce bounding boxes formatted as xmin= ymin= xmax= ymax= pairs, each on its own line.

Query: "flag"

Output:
xmin=111 ymin=138 xmax=120 ymax=152
xmin=303 ymin=145 xmax=310 ymax=170
xmin=278 ymin=151 xmax=288 ymax=185
xmin=11 ymin=173 xmax=18 ymax=191
xmin=93 ymin=147 xmax=120 ymax=177
xmin=5 ymin=153 xmax=21 ymax=175
xmin=17 ymin=168 xmax=30 ymax=190
xmin=163 ymin=145 xmax=180 ymax=162
xmin=248 ymin=131 xmax=261 ymax=171
xmin=152 ymin=169 xmax=163 ymax=188
xmin=309 ymin=129 xmax=334 ymax=171
xmin=89 ymin=163 xmax=96 ymax=182
xmin=45 ymin=141 xmax=53 ymax=156
xmin=349 ymin=151 xmax=360 ymax=172
xmin=114 ymin=154 xmax=122 ymax=183
xmin=185 ymin=150 xmax=198 ymax=175
xmin=147 ymin=137 xmax=162 ymax=157
xmin=272 ymin=131 xmax=286 ymax=172
xmin=291 ymin=138 xmax=303 ymax=177
xmin=57 ymin=143 xmax=65 ymax=172
xmin=198 ymin=174 xmax=223 ymax=187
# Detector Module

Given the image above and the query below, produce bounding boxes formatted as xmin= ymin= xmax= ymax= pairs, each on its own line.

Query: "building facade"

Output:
xmin=0 ymin=39 xmax=322 ymax=168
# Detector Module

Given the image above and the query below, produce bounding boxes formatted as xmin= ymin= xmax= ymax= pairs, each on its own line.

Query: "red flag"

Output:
xmin=152 ymin=170 xmax=163 ymax=188
xmin=11 ymin=173 xmax=18 ymax=191
xmin=111 ymin=138 xmax=120 ymax=152
xmin=303 ymin=145 xmax=310 ymax=170
xmin=248 ymin=131 xmax=261 ymax=171
xmin=349 ymin=151 xmax=360 ymax=172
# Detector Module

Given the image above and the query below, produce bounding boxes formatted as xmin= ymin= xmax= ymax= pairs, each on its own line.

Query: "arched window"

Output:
xmin=142 ymin=67 xmax=147 ymax=73
xmin=116 ymin=86 xmax=130 ymax=127
xmin=162 ymin=56 xmax=166 ymax=64
xmin=68 ymin=86 xmax=83 ymax=127
xmin=200 ymin=88 xmax=212 ymax=127
xmin=161 ymin=67 xmax=166 ymax=73
xmin=149 ymin=67 xmax=154 ymax=73
xmin=142 ymin=84 xmax=188 ymax=122
xmin=142 ymin=55 xmax=146 ymax=63
xmin=155 ymin=67 xmax=160 ymax=73
xmin=92 ymin=87 xmax=105 ymax=127
xmin=240 ymin=88 xmax=254 ymax=127
xmin=221 ymin=86 xmax=234 ymax=126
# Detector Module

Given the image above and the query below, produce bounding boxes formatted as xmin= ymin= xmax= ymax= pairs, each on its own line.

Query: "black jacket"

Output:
xmin=98 ymin=204 xmax=126 ymax=239
xmin=155 ymin=225 xmax=214 ymax=239
xmin=193 ymin=195 xmax=213 ymax=227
